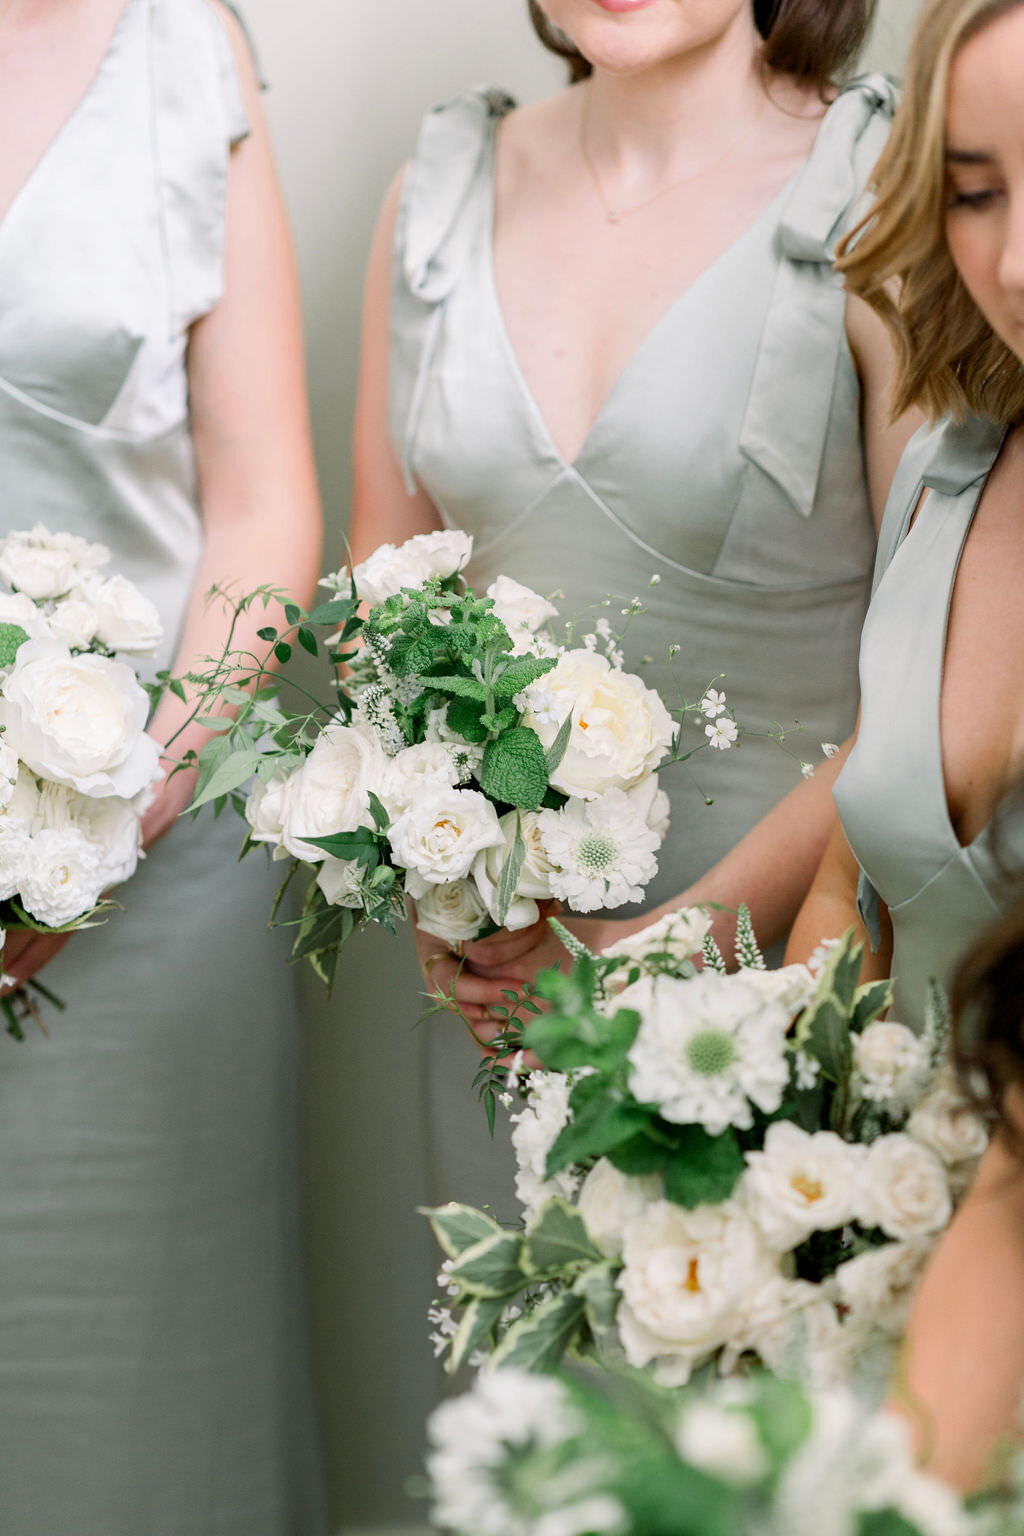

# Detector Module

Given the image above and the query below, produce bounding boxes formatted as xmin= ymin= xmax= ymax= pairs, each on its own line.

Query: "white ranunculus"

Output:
xmin=511 ymin=1071 xmax=580 ymax=1220
xmin=858 ymin=1134 xmax=952 ymax=1242
xmin=675 ymin=1401 xmax=767 ymax=1485
xmin=0 ymin=741 xmax=18 ymax=813
xmin=600 ymin=906 xmax=711 ymax=967
xmin=19 ymin=825 xmax=105 ymax=926
xmin=315 ymin=855 xmax=365 ymax=908
xmin=279 ymin=721 xmax=385 ymax=862
xmin=617 ymin=1198 xmax=778 ymax=1385
xmin=472 ymin=809 xmax=556 ymax=931
xmin=625 ymin=772 xmax=671 ymax=839
xmin=907 ymin=1065 xmax=990 ymax=1172
xmin=381 ymin=742 xmax=459 ymax=819
xmin=854 ymin=1021 xmax=930 ymax=1106
xmin=521 ymin=650 xmax=675 ymax=799
xmin=0 ymin=639 xmax=161 ymax=799
xmin=486 ymin=575 xmax=559 ymax=645
xmin=577 ymin=1158 xmax=662 ymax=1258
xmin=834 ymin=1239 xmax=932 ymax=1338
xmin=625 ymin=971 xmax=791 ymax=1136
xmin=744 ymin=1121 xmax=865 ymax=1252
xmin=244 ymin=771 xmax=291 ymax=850
xmin=87 ymin=573 xmax=163 ymax=655
xmin=0 ymin=524 xmax=109 ymax=601
xmin=0 ymin=590 xmax=53 ymax=644
xmin=48 ymin=591 xmax=99 ymax=650
xmin=738 ymin=963 xmax=818 ymax=1017
xmin=415 ymin=877 xmax=488 ymax=944
xmin=389 ymin=787 xmax=503 ymax=886
xmin=350 ymin=530 xmax=473 ymax=607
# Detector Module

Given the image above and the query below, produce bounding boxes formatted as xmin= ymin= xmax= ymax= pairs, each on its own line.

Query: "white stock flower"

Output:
xmin=315 ymin=855 xmax=365 ymax=908
xmin=86 ymin=574 xmax=163 ymax=655
xmin=472 ymin=809 xmax=556 ymax=932
xmin=0 ymin=524 xmax=109 ymax=600
xmin=834 ymin=1239 xmax=932 ymax=1338
xmin=486 ymin=575 xmax=558 ymax=645
xmin=48 ymin=591 xmax=99 ymax=650
xmin=576 ymin=1158 xmax=662 ymax=1258
xmin=279 ymin=721 xmax=385 ymax=862
xmin=0 ymin=590 xmax=53 ymax=644
xmin=675 ymin=1401 xmax=767 ymax=1484
xmin=537 ymin=790 xmax=660 ymax=913
xmin=600 ymin=906 xmax=711 ymax=968
xmin=705 ymin=717 xmax=738 ymax=751
xmin=245 ymin=771 xmax=291 ymax=850
xmin=390 ymin=787 xmax=503 ymax=887
xmin=19 ymin=825 xmax=104 ymax=926
xmin=521 ymin=650 xmax=675 ymax=799
xmin=745 ymin=1122 xmax=864 ymax=1252
xmin=415 ymin=877 xmax=488 ymax=944
xmin=857 ymin=1134 xmax=953 ymax=1242
xmin=351 ymin=530 xmax=473 ymax=607
xmin=854 ymin=1022 xmax=930 ymax=1106
xmin=625 ymin=972 xmax=790 ymax=1135
xmin=381 ymin=742 xmax=459 ymax=818
xmin=907 ymin=1065 xmax=990 ymax=1172
xmin=511 ymin=1071 xmax=579 ymax=1220
xmin=617 ymin=1198 xmax=778 ymax=1385
xmin=0 ymin=639 xmax=160 ymax=799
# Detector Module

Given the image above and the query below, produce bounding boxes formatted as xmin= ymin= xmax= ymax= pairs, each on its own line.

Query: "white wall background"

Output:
xmin=239 ymin=2 xmax=923 ymax=1530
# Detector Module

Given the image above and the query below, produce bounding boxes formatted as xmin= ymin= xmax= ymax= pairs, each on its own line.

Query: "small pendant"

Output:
xmin=607 ymin=209 xmax=621 ymax=225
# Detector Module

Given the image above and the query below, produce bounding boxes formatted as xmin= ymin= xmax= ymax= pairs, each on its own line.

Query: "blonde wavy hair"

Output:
xmin=837 ymin=0 xmax=1024 ymax=425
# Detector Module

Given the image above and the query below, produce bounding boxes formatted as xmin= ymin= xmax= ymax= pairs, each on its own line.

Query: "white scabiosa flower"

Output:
xmin=472 ymin=809 xmax=557 ymax=931
xmin=576 ymin=1158 xmax=662 ymax=1258
xmin=414 ymin=877 xmax=488 ymax=945
xmin=537 ymin=790 xmax=660 ymax=913
xmin=625 ymin=972 xmax=790 ymax=1135
xmin=390 ymin=787 xmax=503 ymax=887
xmin=19 ymin=825 xmax=104 ymax=926
xmin=600 ymin=906 xmax=712 ymax=968
xmin=616 ymin=1198 xmax=778 ymax=1385
xmin=857 ymin=1134 xmax=953 ymax=1242
xmin=0 ymin=523 xmax=109 ymax=601
xmin=705 ymin=717 xmax=738 ymax=751
xmin=833 ymin=1239 xmax=932 ymax=1339
xmin=853 ymin=1021 xmax=930 ymax=1107
xmin=511 ymin=1071 xmax=580 ymax=1220
xmin=744 ymin=1122 xmax=865 ymax=1251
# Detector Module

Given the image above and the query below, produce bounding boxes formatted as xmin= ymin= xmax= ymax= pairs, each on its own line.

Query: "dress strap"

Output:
xmin=389 ymin=87 xmax=516 ymax=492
xmin=738 ymin=74 xmax=899 ymax=519
xmin=149 ymin=0 xmax=254 ymax=334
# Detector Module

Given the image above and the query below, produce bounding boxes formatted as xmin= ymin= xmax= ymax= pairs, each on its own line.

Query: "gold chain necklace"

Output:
xmin=579 ymin=82 xmax=766 ymax=225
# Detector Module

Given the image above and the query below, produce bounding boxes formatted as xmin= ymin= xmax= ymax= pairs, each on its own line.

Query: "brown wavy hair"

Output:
xmin=837 ymin=0 xmax=1024 ymax=425
xmin=527 ymin=0 xmax=877 ymax=95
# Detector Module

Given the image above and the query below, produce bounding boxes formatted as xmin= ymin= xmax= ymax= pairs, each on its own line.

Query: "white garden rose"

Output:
xmin=576 ymin=1158 xmax=662 ymax=1258
xmin=349 ymin=530 xmax=473 ymax=607
xmin=858 ymin=1134 xmax=952 ymax=1241
xmin=414 ymin=877 xmax=488 ymax=944
xmin=389 ymin=787 xmax=503 ymax=887
xmin=0 ymin=639 xmax=161 ymax=799
xmin=472 ymin=809 xmax=556 ymax=931
xmin=853 ymin=1021 xmax=930 ymax=1106
xmin=511 ymin=1071 xmax=580 ymax=1220
xmin=244 ymin=771 xmax=291 ymax=850
xmin=521 ymin=650 xmax=675 ymax=799
xmin=728 ymin=1274 xmax=853 ymax=1387
xmin=834 ymin=1239 xmax=932 ymax=1338
xmin=0 ymin=524 xmax=109 ymax=601
xmin=381 ymin=742 xmax=459 ymax=819
xmin=600 ymin=906 xmax=711 ymax=967
xmin=907 ymin=1065 xmax=990 ymax=1172
xmin=738 ymin=963 xmax=818 ymax=1016
xmin=617 ymin=1198 xmax=778 ymax=1385
xmin=315 ymin=855 xmax=364 ymax=908
xmin=485 ymin=575 xmax=558 ymax=647
xmin=87 ymin=573 xmax=163 ymax=655
xmin=19 ymin=825 xmax=104 ymax=926
xmin=279 ymin=721 xmax=385 ymax=862
xmin=744 ymin=1122 xmax=865 ymax=1252
xmin=0 ymin=590 xmax=53 ymax=644
xmin=404 ymin=529 xmax=473 ymax=581
xmin=625 ymin=971 xmax=791 ymax=1135
xmin=0 ymin=741 xmax=18 ymax=813
xmin=48 ymin=591 xmax=99 ymax=650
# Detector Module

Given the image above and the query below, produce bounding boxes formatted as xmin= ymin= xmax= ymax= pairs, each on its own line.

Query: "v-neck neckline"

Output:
xmin=0 ymin=0 xmax=140 ymax=241
xmin=482 ymin=131 xmax=801 ymax=474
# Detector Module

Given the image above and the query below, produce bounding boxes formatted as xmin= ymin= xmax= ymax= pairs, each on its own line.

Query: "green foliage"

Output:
xmin=522 ymin=1199 xmax=603 ymax=1275
xmin=304 ymin=827 xmax=381 ymax=868
xmin=479 ymin=726 xmax=549 ymax=811
xmin=544 ymin=711 xmax=574 ymax=777
xmin=492 ymin=653 xmax=558 ymax=703
xmin=445 ymin=694 xmax=489 ymax=742
xmin=425 ymin=1203 xmax=504 ymax=1261
xmin=190 ymin=744 xmax=263 ymax=811
xmin=0 ymin=622 xmax=29 ymax=668
xmin=490 ymin=1291 xmax=587 ymax=1372
xmin=446 ymin=1294 xmax=507 ymax=1374
xmin=448 ymin=1231 xmax=525 ymax=1298
xmin=492 ymin=813 xmax=526 ymax=928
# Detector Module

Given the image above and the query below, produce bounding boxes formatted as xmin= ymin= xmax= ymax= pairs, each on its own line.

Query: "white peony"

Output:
xmin=675 ymin=1400 xmax=767 ymax=1484
xmin=511 ymin=1071 xmax=580 ymax=1220
xmin=414 ymin=877 xmax=488 ymax=944
xmin=625 ymin=971 xmax=791 ymax=1135
xmin=854 ymin=1021 xmax=930 ymax=1106
xmin=0 ymin=590 xmax=53 ymax=644
xmin=381 ymin=742 xmax=459 ymax=819
xmin=244 ymin=771 xmax=291 ymax=850
xmin=48 ymin=591 xmax=99 ymax=650
xmin=521 ymin=650 xmax=675 ymax=799
xmin=576 ymin=1158 xmax=662 ymax=1258
xmin=315 ymin=855 xmax=365 ymax=908
xmin=278 ymin=721 xmax=385 ymax=862
xmin=537 ymin=790 xmax=660 ymax=913
xmin=350 ymin=529 xmax=473 ymax=607
xmin=625 ymin=772 xmax=671 ymax=839
xmin=0 ymin=639 xmax=161 ymax=799
xmin=486 ymin=575 xmax=559 ymax=648
xmin=0 ymin=523 xmax=109 ymax=601
xmin=744 ymin=1122 xmax=865 ymax=1252
xmin=86 ymin=573 xmax=163 ymax=655
xmin=834 ymin=1238 xmax=932 ymax=1338
xmin=617 ymin=1198 xmax=778 ymax=1385
xmin=600 ymin=906 xmax=711 ymax=968
xmin=907 ymin=1065 xmax=990 ymax=1173
xmin=389 ymin=787 xmax=503 ymax=887
xmin=0 ymin=766 xmax=39 ymax=898
xmin=472 ymin=809 xmax=556 ymax=932
xmin=19 ymin=825 xmax=105 ymax=926
xmin=857 ymin=1134 xmax=953 ymax=1242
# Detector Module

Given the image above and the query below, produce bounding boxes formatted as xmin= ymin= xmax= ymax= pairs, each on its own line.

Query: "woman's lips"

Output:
xmin=590 ymin=0 xmax=659 ymax=12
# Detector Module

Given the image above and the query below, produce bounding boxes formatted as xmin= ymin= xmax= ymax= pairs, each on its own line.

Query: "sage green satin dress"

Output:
xmin=835 ymin=415 xmax=1024 ymax=1030
xmin=0 ymin=4 xmax=326 ymax=1531
xmin=384 ymin=77 xmax=896 ymax=1213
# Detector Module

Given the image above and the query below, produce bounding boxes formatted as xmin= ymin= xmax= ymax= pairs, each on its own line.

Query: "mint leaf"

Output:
xmin=0 ymin=622 xmax=29 ymax=669
xmin=493 ymin=654 xmax=558 ymax=704
xmin=480 ymin=727 xmax=548 ymax=810
xmin=661 ymin=1126 xmax=744 ymax=1210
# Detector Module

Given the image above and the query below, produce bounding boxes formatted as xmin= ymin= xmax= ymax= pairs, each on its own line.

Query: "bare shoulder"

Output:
xmin=496 ymin=86 xmax=582 ymax=185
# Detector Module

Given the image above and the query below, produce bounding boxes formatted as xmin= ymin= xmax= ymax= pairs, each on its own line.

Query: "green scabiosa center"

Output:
xmin=685 ymin=1028 xmax=737 ymax=1077
xmin=574 ymin=832 xmax=618 ymax=873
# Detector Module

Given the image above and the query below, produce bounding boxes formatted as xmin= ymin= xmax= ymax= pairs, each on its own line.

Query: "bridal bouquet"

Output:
xmin=181 ymin=530 xmax=735 ymax=986
xmin=0 ymin=525 xmax=163 ymax=1034
xmin=426 ymin=913 xmax=989 ymax=1387
xmin=425 ymin=1364 xmax=973 ymax=1536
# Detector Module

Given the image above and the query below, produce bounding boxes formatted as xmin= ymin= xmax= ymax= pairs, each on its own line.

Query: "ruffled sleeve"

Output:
xmin=389 ymin=88 xmax=516 ymax=491
xmin=150 ymin=0 xmax=257 ymax=335
xmin=738 ymin=74 xmax=899 ymax=519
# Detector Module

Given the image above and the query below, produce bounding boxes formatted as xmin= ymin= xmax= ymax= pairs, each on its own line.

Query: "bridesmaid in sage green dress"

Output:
xmin=0 ymin=2 xmax=327 ymax=1531
xmin=349 ymin=0 xmax=917 ymax=1212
